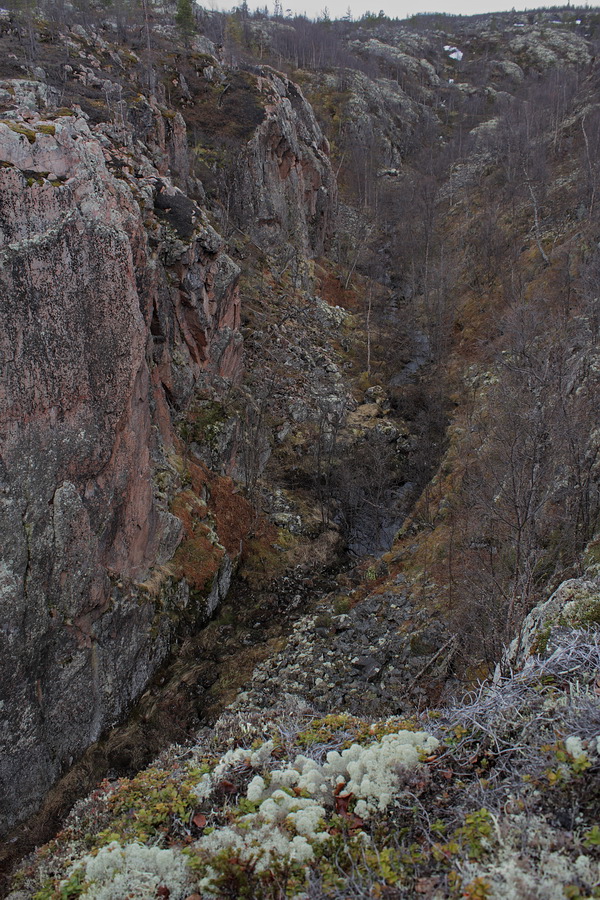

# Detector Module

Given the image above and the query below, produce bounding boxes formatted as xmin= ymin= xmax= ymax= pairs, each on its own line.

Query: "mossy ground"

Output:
xmin=17 ymin=641 xmax=600 ymax=900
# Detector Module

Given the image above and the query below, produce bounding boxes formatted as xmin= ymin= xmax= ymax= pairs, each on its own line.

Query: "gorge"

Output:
xmin=1 ymin=3 xmax=600 ymax=897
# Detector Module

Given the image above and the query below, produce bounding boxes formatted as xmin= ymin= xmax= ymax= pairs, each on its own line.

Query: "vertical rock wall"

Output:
xmin=0 ymin=106 xmax=242 ymax=835
xmin=0 ymin=46 xmax=337 ymax=834
xmin=233 ymin=69 xmax=337 ymax=259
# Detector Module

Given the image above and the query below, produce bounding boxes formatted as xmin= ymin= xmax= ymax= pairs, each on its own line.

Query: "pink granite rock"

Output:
xmin=0 ymin=108 xmax=242 ymax=834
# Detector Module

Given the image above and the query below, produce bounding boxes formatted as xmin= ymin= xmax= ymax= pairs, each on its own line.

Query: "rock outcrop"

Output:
xmin=232 ymin=69 xmax=336 ymax=258
xmin=506 ymin=572 xmax=600 ymax=667
xmin=0 ymin=94 xmax=242 ymax=836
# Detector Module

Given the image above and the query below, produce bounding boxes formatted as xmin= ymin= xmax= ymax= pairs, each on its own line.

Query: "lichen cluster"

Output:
xmin=16 ymin=630 xmax=600 ymax=900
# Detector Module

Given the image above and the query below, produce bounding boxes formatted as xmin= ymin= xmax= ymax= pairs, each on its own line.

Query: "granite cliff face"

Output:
xmin=231 ymin=69 xmax=336 ymax=258
xmin=0 ymin=13 xmax=341 ymax=831
xmin=0 ymin=96 xmax=245 ymax=835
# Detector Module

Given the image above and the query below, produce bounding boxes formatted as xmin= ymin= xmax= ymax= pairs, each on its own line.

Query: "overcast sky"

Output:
xmin=207 ymin=0 xmax=600 ymax=23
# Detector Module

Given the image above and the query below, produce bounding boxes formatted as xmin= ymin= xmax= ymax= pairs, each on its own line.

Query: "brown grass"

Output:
xmin=208 ymin=476 xmax=254 ymax=557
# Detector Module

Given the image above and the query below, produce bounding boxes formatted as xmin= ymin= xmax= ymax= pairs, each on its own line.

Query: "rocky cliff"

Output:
xmin=231 ymin=69 xmax=336 ymax=258
xmin=0 ymin=43 xmax=337 ymax=835
xmin=0 ymin=96 xmax=245 ymax=834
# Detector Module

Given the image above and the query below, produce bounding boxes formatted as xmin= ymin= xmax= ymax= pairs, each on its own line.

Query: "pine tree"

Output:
xmin=175 ymin=0 xmax=195 ymax=40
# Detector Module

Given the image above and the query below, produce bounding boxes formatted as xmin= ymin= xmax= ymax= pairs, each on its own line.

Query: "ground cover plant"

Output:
xmin=11 ymin=626 xmax=599 ymax=900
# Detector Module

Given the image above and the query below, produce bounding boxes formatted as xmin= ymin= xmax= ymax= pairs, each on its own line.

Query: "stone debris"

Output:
xmin=231 ymin=588 xmax=454 ymax=718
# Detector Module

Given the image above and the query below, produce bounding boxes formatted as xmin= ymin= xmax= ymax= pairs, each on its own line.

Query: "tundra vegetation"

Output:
xmin=11 ymin=631 xmax=600 ymax=899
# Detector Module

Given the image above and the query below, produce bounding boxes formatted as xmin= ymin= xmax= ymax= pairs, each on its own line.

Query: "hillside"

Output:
xmin=9 ymin=625 xmax=600 ymax=899
xmin=0 ymin=1 xmax=599 ymax=896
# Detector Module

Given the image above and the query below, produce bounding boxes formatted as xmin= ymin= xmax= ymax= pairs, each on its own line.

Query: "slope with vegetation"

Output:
xmin=9 ymin=624 xmax=600 ymax=899
xmin=0 ymin=1 xmax=599 ymax=896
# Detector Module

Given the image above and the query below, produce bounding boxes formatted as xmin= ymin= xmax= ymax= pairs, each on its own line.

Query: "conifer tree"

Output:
xmin=176 ymin=0 xmax=195 ymax=40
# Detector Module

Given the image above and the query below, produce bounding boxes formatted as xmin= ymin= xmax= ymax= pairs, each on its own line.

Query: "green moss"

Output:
xmin=179 ymin=400 xmax=227 ymax=448
xmin=96 ymin=766 xmax=199 ymax=846
xmin=532 ymin=594 xmax=600 ymax=658
xmin=296 ymin=713 xmax=418 ymax=749
xmin=584 ymin=538 xmax=600 ymax=570
xmin=333 ymin=594 xmax=352 ymax=615
xmin=558 ymin=597 xmax=600 ymax=628
xmin=193 ymin=144 xmax=228 ymax=185
xmin=274 ymin=527 xmax=298 ymax=551
xmin=530 ymin=623 xmax=551 ymax=656
xmin=36 ymin=123 xmax=56 ymax=135
xmin=296 ymin=713 xmax=360 ymax=747
xmin=6 ymin=122 xmax=37 ymax=142
xmin=25 ymin=173 xmax=48 ymax=187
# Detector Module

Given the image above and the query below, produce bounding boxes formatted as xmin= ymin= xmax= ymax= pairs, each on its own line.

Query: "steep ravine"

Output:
xmin=5 ymin=11 xmax=599 ymax=896
xmin=0 ymin=60 xmax=441 ymax=893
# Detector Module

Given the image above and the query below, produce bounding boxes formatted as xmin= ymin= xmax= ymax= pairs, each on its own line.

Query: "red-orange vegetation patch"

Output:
xmin=167 ymin=445 xmax=286 ymax=593
xmin=186 ymin=459 xmax=210 ymax=497
xmin=170 ymin=481 xmax=224 ymax=593
xmin=172 ymin=523 xmax=224 ymax=594
xmin=208 ymin=476 xmax=254 ymax=557
xmin=169 ymin=459 xmax=257 ymax=592
xmin=242 ymin=517 xmax=278 ymax=560
xmin=174 ymin=535 xmax=223 ymax=593
xmin=453 ymin=286 xmax=506 ymax=364
xmin=171 ymin=490 xmax=207 ymax=536
xmin=317 ymin=268 xmax=358 ymax=311
xmin=526 ymin=244 xmax=579 ymax=316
